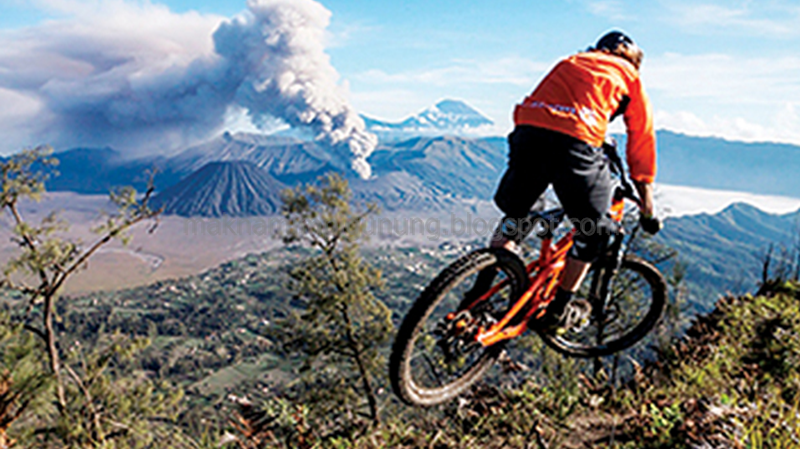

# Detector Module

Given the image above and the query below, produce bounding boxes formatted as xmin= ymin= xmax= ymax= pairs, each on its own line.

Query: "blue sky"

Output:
xmin=1 ymin=0 xmax=799 ymax=152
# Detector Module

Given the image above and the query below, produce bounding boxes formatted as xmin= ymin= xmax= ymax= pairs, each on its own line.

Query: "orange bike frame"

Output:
xmin=471 ymin=197 xmax=628 ymax=347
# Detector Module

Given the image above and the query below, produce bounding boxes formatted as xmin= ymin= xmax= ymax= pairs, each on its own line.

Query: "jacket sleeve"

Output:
xmin=623 ymin=77 xmax=657 ymax=184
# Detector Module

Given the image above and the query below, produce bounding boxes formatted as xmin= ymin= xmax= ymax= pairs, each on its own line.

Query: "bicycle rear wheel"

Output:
xmin=539 ymin=255 xmax=666 ymax=358
xmin=389 ymin=248 xmax=528 ymax=406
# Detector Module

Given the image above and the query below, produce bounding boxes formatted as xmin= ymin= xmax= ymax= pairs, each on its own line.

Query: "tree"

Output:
xmin=53 ymin=333 xmax=186 ymax=448
xmin=0 ymin=146 xmax=188 ymax=447
xmin=275 ymin=173 xmax=391 ymax=430
xmin=0 ymin=315 xmax=51 ymax=447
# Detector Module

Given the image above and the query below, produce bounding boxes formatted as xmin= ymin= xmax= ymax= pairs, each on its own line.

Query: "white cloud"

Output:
xmin=28 ymin=0 xmax=221 ymax=54
xmin=646 ymin=53 xmax=800 ymax=104
xmin=586 ymin=0 xmax=632 ymax=21
xmin=0 ymin=0 xmax=224 ymax=152
xmin=0 ymin=88 xmax=42 ymax=121
xmin=657 ymin=184 xmax=800 ymax=217
xmin=656 ymin=105 xmax=800 ymax=146
xmin=646 ymin=51 xmax=800 ymax=145
xmin=0 ymin=88 xmax=48 ymax=149
xmin=0 ymin=0 xmax=378 ymax=178
xmin=350 ymin=88 xmax=430 ymax=122
xmin=325 ymin=19 xmax=380 ymax=49
xmin=351 ymin=57 xmax=551 ymax=126
xmin=664 ymin=1 xmax=800 ymax=38
xmin=355 ymin=57 xmax=550 ymax=88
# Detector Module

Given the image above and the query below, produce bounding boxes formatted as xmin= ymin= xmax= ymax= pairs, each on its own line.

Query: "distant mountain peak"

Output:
xmin=718 ymin=201 xmax=781 ymax=219
xmin=362 ymin=99 xmax=495 ymax=141
xmin=413 ymin=99 xmax=492 ymax=127
xmin=433 ymin=99 xmax=481 ymax=115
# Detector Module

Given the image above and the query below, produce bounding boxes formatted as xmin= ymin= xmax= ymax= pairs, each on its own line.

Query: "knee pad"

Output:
xmin=568 ymin=217 xmax=619 ymax=262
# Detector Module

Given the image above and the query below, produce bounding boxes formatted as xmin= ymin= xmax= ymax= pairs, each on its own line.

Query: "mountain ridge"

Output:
xmin=34 ymin=99 xmax=800 ymax=218
xmin=657 ymin=201 xmax=800 ymax=311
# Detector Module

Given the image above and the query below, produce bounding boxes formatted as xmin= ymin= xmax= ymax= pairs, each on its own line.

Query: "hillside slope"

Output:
xmin=368 ymin=135 xmax=505 ymax=200
xmin=609 ymin=280 xmax=800 ymax=448
xmin=51 ymin=241 xmax=800 ymax=448
xmin=169 ymin=131 xmax=343 ymax=186
xmin=39 ymin=127 xmax=800 ymax=217
xmin=634 ymin=130 xmax=800 ymax=198
xmin=657 ymin=202 xmax=800 ymax=311
xmin=151 ymin=161 xmax=285 ymax=217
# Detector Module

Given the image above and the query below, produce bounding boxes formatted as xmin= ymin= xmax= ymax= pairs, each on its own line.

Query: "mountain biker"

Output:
xmin=491 ymin=30 xmax=662 ymax=332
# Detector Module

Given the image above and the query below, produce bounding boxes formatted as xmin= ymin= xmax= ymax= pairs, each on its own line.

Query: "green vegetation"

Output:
xmin=0 ymin=148 xmax=195 ymax=447
xmin=608 ymin=280 xmax=800 ymax=448
xmin=272 ymin=173 xmax=391 ymax=428
xmin=0 ymin=148 xmax=798 ymax=447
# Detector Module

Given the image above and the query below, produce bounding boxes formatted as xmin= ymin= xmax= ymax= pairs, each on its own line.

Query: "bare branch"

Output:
xmin=7 ymin=202 xmax=50 ymax=287
xmin=63 ymin=362 xmax=105 ymax=442
xmin=50 ymin=211 xmax=156 ymax=296
xmin=22 ymin=324 xmax=46 ymax=342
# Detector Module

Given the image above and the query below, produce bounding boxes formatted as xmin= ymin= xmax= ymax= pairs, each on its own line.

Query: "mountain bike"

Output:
xmin=389 ymin=142 xmax=667 ymax=406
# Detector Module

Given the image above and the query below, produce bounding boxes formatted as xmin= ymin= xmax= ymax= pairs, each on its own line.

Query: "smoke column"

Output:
xmin=216 ymin=0 xmax=377 ymax=178
xmin=0 ymin=0 xmax=378 ymax=178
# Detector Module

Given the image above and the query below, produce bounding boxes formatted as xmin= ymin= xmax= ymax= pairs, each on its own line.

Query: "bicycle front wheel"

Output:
xmin=389 ymin=248 xmax=528 ymax=406
xmin=539 ymin=255 xmax=667 ymax=358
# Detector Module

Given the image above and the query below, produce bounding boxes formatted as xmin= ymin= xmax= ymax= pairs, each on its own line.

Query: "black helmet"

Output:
xmin=595 ymin=31 xmax=634 ymax=51
xmin=594 ymin=31 xmax=643 ymax=69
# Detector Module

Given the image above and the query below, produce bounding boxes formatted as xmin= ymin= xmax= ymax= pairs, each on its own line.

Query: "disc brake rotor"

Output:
xmin=434 ymin=309 xmax=496 ymax=362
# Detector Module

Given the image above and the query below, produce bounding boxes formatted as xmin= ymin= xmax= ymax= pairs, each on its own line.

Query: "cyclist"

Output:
xmin=491 ymin=30 xmax=662 ymax=333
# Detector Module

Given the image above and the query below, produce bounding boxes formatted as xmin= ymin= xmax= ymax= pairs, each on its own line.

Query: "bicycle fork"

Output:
xmin=589 ymin=229 xmax=629 ymax=354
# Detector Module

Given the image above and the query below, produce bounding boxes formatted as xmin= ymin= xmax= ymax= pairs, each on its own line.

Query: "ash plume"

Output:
xmin=217 ymin=0 xmax=377 ymax=178
xmin=0 ymin=0 xmax=377 ymax=178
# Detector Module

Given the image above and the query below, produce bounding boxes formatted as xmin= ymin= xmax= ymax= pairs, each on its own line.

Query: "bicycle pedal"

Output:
xmin=562 ymin=299 xmax=591 ymax=333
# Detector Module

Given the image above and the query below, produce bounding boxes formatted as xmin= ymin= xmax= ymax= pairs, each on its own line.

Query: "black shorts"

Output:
xmin=494 ymin=125 xmax=617 ymax=260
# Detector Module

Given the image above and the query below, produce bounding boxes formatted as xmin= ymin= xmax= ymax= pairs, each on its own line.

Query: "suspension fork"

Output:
xmin=590 ymin=229 xmax=627 ymax=346
xmin=592 ymin=224 xmax=638 ymax=312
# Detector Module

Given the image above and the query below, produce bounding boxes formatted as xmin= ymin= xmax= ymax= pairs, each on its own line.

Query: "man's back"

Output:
xmin=514 ymin=50 xmax=656 ymax=184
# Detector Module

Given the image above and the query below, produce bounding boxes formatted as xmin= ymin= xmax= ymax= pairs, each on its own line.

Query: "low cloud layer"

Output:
xmin=0 ymin=0 xmax=377 ymax=178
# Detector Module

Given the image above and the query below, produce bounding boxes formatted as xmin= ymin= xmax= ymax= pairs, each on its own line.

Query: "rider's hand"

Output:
xmin=639 ymin=213 xmax=662 ymax=235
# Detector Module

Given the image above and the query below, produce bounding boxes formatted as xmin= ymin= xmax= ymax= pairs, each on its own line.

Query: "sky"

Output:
xmin=0 ymin=0 xmax=799 ymax=155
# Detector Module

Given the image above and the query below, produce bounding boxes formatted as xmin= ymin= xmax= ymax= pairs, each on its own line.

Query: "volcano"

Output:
xmin=151 ymin=161 xmax=285 ymax=217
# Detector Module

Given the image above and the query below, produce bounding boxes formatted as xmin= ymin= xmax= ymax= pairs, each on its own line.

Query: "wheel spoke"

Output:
xmin=390 ymin=249 xmax=529 ymax=405
xmin=538 ymin=256 xmax=666 ymax=358
xmin=407 ymin=267 xmax=512 ymax=390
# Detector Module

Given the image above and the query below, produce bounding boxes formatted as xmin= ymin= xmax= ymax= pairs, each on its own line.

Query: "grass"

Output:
xmin=222 ymin=281 xmax=800 ymax=448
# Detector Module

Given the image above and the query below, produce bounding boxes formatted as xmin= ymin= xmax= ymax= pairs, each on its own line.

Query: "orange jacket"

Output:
xmin=514 ymin=51 xmax=656 ymax=183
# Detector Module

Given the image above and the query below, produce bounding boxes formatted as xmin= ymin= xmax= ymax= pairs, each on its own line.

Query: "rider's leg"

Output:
xmin=540 ymin=133 xmax=617 ymax=331
xmin=458 ymin=126 xmax=551 ymax=311
xmin=551 ymin=133 xmax=617 ymax=267
xmin=541 ymin=258 xmax=591 ymax=322
xmin=491 ymin=126 xmax=552 ymax=248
